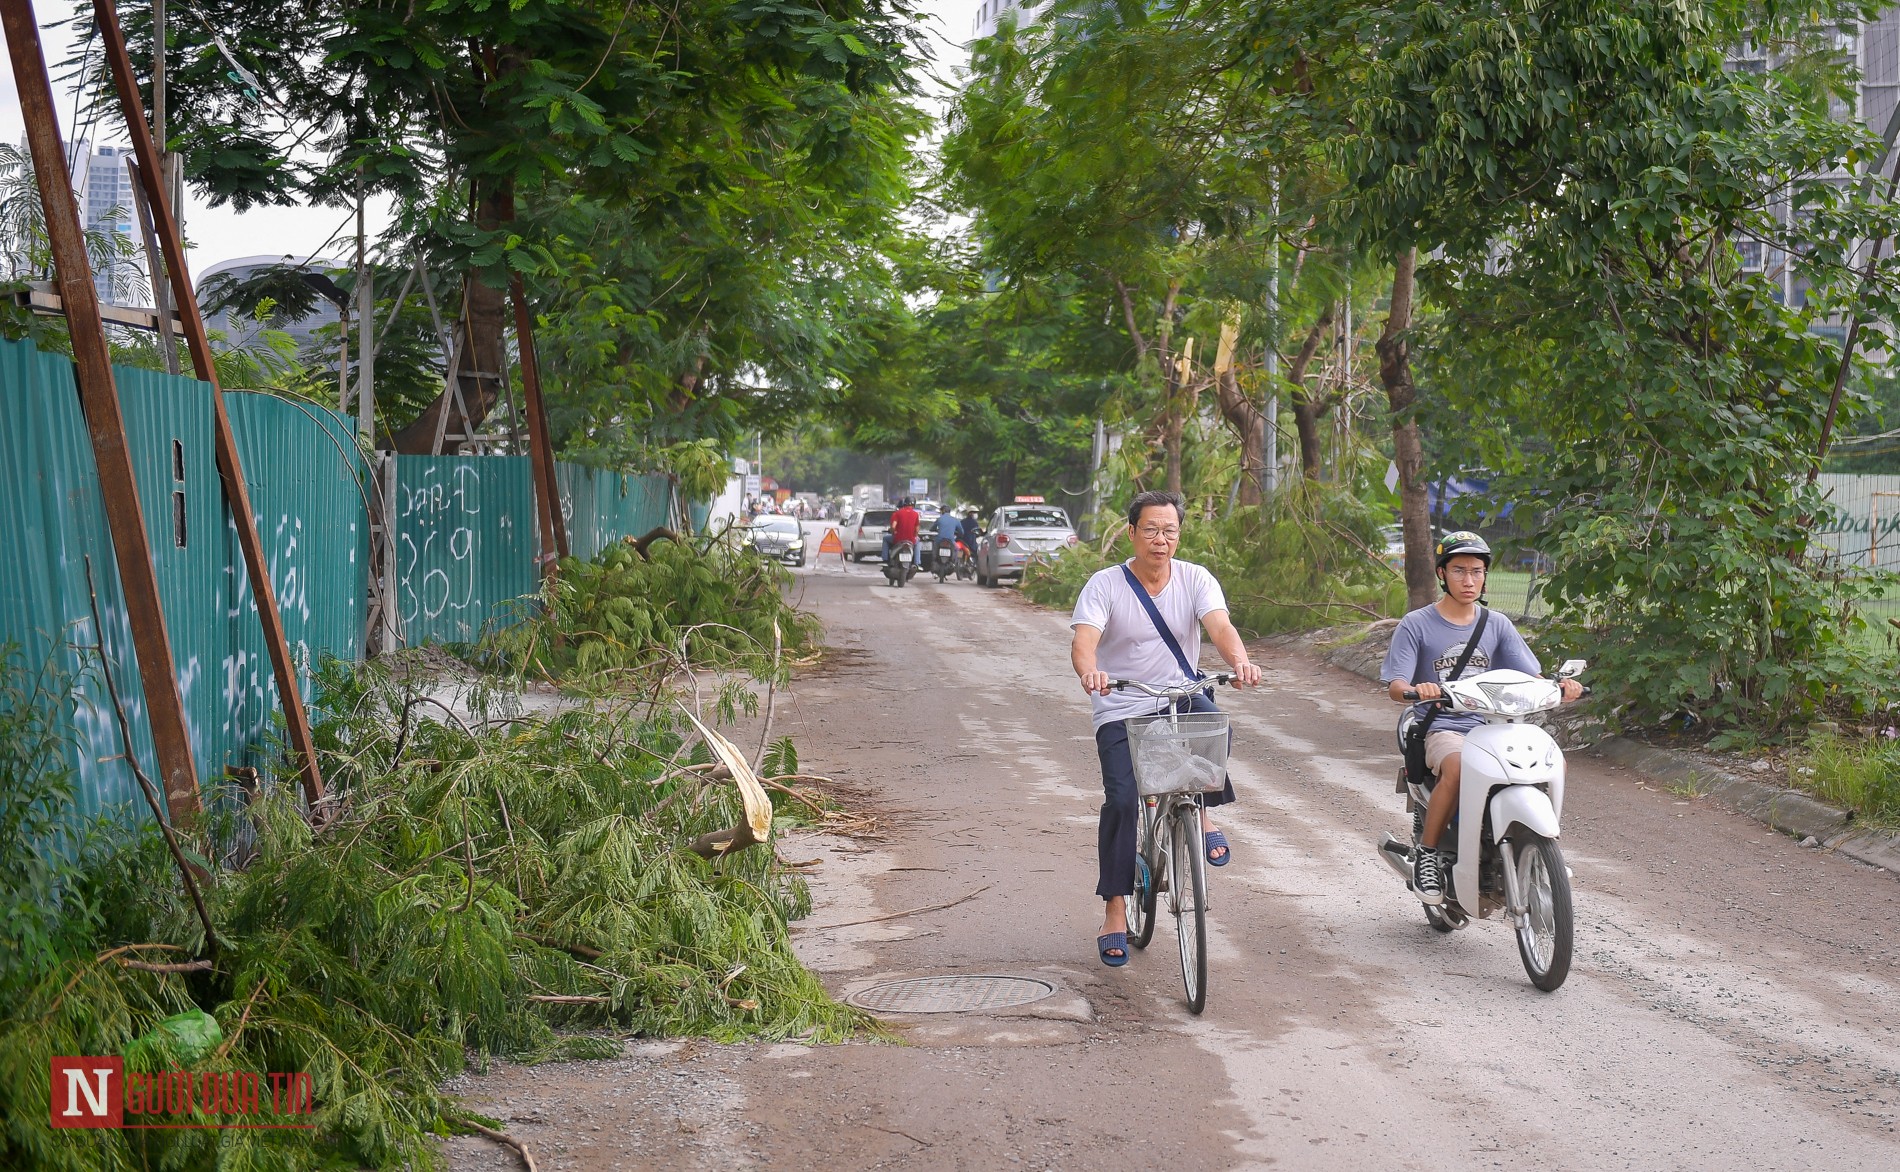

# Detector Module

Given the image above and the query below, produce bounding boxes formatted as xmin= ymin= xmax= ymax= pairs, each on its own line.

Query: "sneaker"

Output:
xmin=1413 ymin=846 xmax=1446 ymax=906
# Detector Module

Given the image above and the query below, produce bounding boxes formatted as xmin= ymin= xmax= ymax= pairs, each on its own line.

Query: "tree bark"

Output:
xmin=393 ymin=182 xmax=512 ymax=454
xmin=1375 ymin=249 xmax=1435 ymax=609
xmin=1287 ymin=304 xmax=1338 ymax=480
xmin=1156 ymin=283 xmax=1183 ymax=494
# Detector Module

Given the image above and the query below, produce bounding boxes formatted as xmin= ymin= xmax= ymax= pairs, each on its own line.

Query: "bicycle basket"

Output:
xmin=1126 ymin=711 xmax=1231 ymax=796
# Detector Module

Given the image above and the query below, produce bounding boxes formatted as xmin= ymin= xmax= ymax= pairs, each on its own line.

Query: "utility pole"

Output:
xmin=1263 ymin=184 xmax=1280 ymax=496
xmin=354 ymin=171 xmax=374 ymax=437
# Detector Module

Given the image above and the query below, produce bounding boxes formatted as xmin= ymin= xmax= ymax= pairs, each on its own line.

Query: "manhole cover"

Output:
xmin=845 ymin=975 xmax=1056 ymax=1014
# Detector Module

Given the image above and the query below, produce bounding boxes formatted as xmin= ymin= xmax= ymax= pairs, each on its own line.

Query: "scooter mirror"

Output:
xmin=1555 ymin=659 xmax=1587 ymax=678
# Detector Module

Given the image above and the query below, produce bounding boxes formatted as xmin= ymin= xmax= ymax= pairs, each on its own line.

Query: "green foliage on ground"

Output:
xmin=0 ymin=656 xmax=861 ymax=1170
xmin=1022 ymin=480 xmax=1405 ymax=636
xmin=487 ymin=539 xmax=823 ymax=681
xmin=1792 ymin=732 xmax=1900 ymax=829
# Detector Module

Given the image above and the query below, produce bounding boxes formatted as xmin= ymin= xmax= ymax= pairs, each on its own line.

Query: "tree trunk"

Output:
xmin=393 ymin=183 xmax=513 ymax=454
xmin=1375 ymin=249 xmax=1435 ymax=609
xmin=1287 ymin=304 xmax=1337 ymax=480
xmin=1212 ymin=314 xmax=1262 ymax=506
xmin=1157 ymin=283 xmax=1182 ymax=494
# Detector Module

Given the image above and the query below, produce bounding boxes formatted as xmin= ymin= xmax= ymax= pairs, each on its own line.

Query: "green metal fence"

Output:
xmin=0 ymin=341 xmax=368 ymax=821
xmin=557 ymin=461 xmax=672 ymax=561
xmin=391 ymin=455 xmax=540 ymax=645
xmin=1 ymin=335 xmax=677 ymax=820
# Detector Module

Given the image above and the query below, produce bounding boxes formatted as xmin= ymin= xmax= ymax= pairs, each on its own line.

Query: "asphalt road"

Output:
xmin=445 ymin=543 xmax=1900 ymax=1171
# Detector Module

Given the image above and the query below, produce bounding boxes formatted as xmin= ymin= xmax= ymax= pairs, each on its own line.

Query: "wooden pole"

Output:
xmin=92 ymin=0 xmax=325 ymax=808
xmin=510 ymin=273 xmax=569 ymax=568
xmin=1 ymin=0 xmax=202 ymax=822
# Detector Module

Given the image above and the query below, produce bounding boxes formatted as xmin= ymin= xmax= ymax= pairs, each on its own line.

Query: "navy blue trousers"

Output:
xmin=1096 ymin=692 xmax=1236 ymax=900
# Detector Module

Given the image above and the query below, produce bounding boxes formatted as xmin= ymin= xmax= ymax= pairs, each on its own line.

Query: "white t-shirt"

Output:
xmin=1070 ymin=559 xmax=1229 ymax=728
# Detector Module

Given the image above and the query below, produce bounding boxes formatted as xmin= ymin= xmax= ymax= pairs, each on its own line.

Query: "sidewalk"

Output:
xmin=1304 ymin=620 xmax=1900 ymax=878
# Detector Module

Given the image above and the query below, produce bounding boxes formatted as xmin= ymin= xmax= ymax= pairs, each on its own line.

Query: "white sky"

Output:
xmin=0 ymin=1 xmax=974 ymax=281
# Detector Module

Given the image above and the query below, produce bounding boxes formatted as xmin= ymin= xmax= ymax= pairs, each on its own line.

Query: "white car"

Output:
xmin=976 ymin=505 xmax=1078 ymax=586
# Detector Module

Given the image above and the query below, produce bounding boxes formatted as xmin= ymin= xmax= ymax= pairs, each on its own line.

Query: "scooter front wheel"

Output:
xmin=1513 ymin=832 xmax=1573 ymax=991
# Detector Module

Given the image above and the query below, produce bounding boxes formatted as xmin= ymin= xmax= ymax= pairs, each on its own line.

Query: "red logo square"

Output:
xmin=50 ymin=1057 xmax=123 ymax=1128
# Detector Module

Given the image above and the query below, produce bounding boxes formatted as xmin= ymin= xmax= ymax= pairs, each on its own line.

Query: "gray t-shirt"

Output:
xmin=1379 ymin=604 xmax=1541 ymax=734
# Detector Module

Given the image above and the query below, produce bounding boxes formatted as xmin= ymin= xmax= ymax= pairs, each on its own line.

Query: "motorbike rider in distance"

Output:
xmin=884 ymin=497 xmax=921 ymax=565
xmin=936 ymin=505 xmax=962 ymax=567
xmin=958 ymin=506 xmax=981 ymax=557
xmin=1379 ymin=532 xmax=1582 ymax=906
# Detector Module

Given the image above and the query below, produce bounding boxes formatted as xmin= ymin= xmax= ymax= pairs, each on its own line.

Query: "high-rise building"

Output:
xmin=73 ymin=141 xmax=141 ymax=304
xmin=971 ymin=0 xmax=1045 ymax=41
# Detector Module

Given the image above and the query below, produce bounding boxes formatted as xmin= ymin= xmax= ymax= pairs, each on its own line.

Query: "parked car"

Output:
xmin=976 ymin=505 xmax=1078 ymax=586
xmin=848 ymin=508 xmax=895 ymax=561
xmin=744 ymin=515 xmax=808 ymax=566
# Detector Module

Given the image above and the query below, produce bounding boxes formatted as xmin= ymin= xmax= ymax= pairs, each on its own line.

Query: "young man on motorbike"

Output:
xmin=883 ymin=497 xmax=921 ymax=564
xmin=1380 ymin=531 xmax=1583 ymax=905
xmin=958 ymin=506 xmax=981 ymax=557
xmin=1069 ymin=490 xmax=1262 ymax=965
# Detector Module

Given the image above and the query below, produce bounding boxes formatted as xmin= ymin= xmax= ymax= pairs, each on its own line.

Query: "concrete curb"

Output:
xmin=1310 ymin=628 xmax=1900 ymax=878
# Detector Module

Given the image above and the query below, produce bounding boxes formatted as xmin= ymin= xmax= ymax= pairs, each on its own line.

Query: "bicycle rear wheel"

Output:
xmin=1171 ymin=805 xmax=1208 ymax=1014
xmin=1128 ymin=804 xmax=1157 ymax=949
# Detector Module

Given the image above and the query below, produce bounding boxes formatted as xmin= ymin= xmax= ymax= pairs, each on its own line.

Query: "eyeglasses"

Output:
xmin=1136 ymin=526 xmax=1181 ymax=540
xmin=1443 ymin=567 xmax=1487 ymax=580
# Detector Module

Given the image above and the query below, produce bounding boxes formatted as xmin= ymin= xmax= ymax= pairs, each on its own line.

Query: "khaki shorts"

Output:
xmin=1424 ymin=731 xmax=1466 ymax=774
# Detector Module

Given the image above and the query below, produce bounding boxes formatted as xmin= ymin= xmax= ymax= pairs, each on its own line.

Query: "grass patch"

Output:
xmin=1791 ymin=732 xmax=1900 ymax=828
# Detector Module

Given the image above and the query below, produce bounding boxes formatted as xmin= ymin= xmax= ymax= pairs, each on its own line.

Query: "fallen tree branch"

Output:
xmin=118 ymin=959 xmax=214 ymax=973
xmin=801 ymin=885 xmax=992 ymax=932
xmin=462 ymin=1119 xmax=541 ymax=1172
xmin=525 ymin=994 xmax=610 ymax=1005
xmin=624 ymin=525 xmax=681 ymax=559
xmin=520 ymin=934 xmax=603 ymax=961
xmin=214 ymin=981 xmax=269 ymax=1059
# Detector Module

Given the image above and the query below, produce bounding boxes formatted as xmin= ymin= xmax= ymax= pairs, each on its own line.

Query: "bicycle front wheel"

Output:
xmin=1171 ymin=805 xmax=1208 ymax=1014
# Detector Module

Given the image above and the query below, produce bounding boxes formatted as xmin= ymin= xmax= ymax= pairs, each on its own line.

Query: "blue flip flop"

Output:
xmin=1204 ymin=830 xmax=1232 ymax=867
xmin=1097 ymin=932 xmax=1129 ymax=967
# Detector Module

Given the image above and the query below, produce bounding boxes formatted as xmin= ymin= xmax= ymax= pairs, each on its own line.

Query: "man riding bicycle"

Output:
xmin=1070 ymin=490 xmax=1261 ymax=966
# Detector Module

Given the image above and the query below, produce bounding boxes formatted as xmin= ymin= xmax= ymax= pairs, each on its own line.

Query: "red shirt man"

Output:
xmin=889 ymin=502 xmax=920 ymax=545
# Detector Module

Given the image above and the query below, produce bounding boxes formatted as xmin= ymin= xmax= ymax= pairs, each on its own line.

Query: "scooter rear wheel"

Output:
xmin=1513 ymin=832 xmax=1573 ymax=991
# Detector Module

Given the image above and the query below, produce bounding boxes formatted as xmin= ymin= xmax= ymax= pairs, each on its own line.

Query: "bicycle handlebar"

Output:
xmin=1110 ymin=673 xmax=1236 ymax=698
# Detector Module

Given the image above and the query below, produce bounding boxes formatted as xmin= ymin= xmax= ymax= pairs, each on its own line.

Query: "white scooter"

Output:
xmin=1376 ymin=661 xmax=1587 ymax=991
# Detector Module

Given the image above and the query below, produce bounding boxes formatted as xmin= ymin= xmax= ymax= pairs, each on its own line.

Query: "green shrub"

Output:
xmin=487 ymin=537 xmax=822 ymax=681
xmin=1023 ymin=480 xmax=1405 ymax=635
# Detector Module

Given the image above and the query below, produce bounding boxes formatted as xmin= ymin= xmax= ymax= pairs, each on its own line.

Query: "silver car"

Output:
xmin=976 ymin=505 xmax=1078 ymax=586
xmin=744 ymin=515 xmax=808 ymax=566
xmin=848 ymin=508 xmax=895 ymax=561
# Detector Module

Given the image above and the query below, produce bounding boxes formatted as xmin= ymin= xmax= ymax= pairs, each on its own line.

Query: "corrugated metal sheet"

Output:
xmin=555 ymin=462 xmax=672 ymax=560
xmin=0 ymin=338 xmax=367 ymax=823
xmin=0 ymin=337 xmax=157 ymax=822
xmin=221 ymin=392 xmax=369 ymax=756
xmin=391 ymin=455 xmax=539 ymax=644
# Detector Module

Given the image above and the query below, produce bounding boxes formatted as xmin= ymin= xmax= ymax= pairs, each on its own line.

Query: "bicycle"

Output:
xmin=1114 ymin=673 xmax=1235 ymax=1014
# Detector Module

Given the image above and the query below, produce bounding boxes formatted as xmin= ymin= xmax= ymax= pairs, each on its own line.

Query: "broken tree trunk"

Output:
xmin=679 ymin=708 xmax=774 ymax=859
